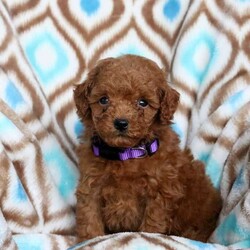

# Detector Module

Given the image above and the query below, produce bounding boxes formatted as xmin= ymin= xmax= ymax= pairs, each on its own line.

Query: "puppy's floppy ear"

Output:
xmin=74 ymin=58 xmax=114 ymax=120
xmin=158 ymin=85 xmax=180 ymax=124
xmin=74 ymin=69 xmax=97 ymax=121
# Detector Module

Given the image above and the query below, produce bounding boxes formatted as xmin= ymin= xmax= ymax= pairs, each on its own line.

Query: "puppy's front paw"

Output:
xmin=76 ymin=223 xmax=105 ymax=242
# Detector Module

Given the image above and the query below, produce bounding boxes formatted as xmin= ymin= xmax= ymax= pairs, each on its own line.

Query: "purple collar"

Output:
xmin=92 ymin=137 xmax=159 ymax=161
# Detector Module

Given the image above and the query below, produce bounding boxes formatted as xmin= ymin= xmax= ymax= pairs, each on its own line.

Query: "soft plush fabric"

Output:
xmin=0 ymin=0 xmax=249 ymax=249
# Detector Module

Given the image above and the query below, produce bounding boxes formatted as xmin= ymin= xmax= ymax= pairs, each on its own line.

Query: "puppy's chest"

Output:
xmin=101 ymin=171 xmax=148 ymax=194
xmin=99 ymin=171 xmax=150 ymax=233
xmin=98 ymin=161 xmax=160 ymax=197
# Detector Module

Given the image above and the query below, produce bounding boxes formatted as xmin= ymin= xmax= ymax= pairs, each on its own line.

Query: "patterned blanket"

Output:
xmin=0 ymin=0 xmax=249 ymax=249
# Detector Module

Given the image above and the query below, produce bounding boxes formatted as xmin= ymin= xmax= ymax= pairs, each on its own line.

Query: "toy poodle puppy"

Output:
xmin=74 ymin=55 xmax=222 ymax=242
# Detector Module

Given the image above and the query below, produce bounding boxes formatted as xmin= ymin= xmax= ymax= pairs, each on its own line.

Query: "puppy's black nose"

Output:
xmin=114 ymin=119 xmax=129 ymax=132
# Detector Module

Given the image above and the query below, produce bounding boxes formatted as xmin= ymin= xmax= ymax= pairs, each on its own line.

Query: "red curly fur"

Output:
xmin=74 ymin=55 xmax=222 ymax=242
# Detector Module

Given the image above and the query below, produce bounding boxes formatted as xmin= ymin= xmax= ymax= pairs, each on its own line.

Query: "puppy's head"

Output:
xmin=74 ymin=55 xmax=179 ymax=147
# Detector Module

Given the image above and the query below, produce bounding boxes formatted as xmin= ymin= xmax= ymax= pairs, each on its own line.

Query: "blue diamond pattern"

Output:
xmin=74 ymin=120 xmax=84 ymax=137
xmin=14 ymin=235 xmax=44 ymax=250
xmin=171 ymin=123 xmax=183 ymax=140
xmin=198 ymin=152 xmax=221 ymax=188
xmin=16 ymin=179 xmax=28 ymax=202
xmin=44 ymin=145 xmax=77 ymax=200
xmin=80 ymin=0 xmax=100 ymax=16
xmin=181 ymin=32 xmax=216 ymax=84
xmin=25 ymin=31 xmax=69 ymax=86
xmin=5 ymin=81 xmax=24 ymax=109
xmin=163 ymin=0 xmax=180 ymax=21
xmin=226 ymin=90 xmax=244 ymax=110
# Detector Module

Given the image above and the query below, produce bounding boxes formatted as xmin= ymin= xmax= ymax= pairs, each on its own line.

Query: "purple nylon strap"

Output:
xmin=92 ymin=138 xmax=159 ymax=161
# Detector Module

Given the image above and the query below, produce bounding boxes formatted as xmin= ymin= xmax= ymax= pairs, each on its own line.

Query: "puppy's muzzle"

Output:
xmin=114 ymin=119 xmax=129 ymax=132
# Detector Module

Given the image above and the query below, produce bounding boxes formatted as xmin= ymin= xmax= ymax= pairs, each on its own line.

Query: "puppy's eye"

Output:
xmin=99 ymin=96 xmax=109 ymax=105
xmin=138 ymin=99 xmax=148 ymax=108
